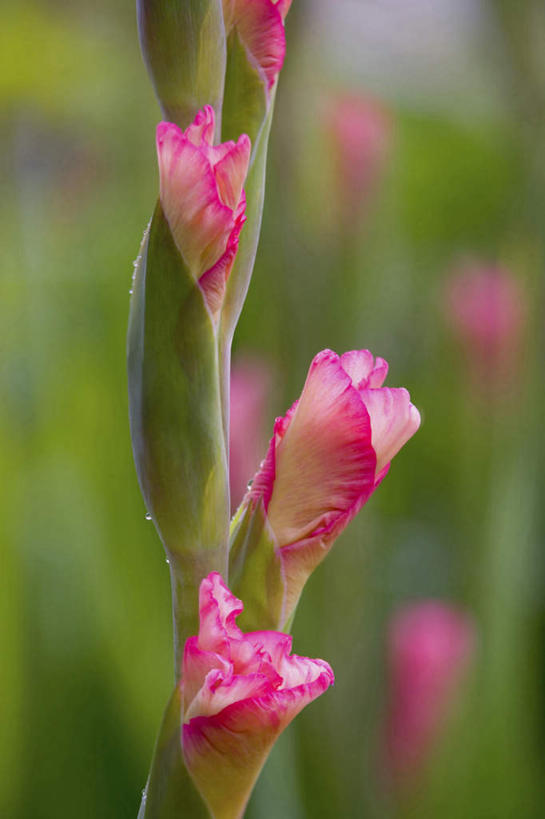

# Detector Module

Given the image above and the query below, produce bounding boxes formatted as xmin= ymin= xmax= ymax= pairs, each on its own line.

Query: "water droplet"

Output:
xmin=145 ymin=512 xmax=152 ymax=521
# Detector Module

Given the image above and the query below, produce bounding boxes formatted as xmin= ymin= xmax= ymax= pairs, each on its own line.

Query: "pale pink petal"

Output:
xmin=340 ymin=349 xmax=389 ymax=389
xmin=360 ymin=387 xmax=421 ymax=476
xmin=266 ymin=350 xmax=376 ymax=546
xmin=213 ymin=135 xmax=251 ymax=210
xmin=185 ymin=668 xmax=279 ymax=721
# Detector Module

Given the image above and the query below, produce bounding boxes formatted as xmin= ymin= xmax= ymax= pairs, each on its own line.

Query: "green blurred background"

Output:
xmin=2 ymin=1 xmax=544 ymax=816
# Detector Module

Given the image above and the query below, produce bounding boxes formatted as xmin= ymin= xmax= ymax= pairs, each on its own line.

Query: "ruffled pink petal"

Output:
xmin=182 ymin=636 xmax=232 ymax=716
xmin=197 ymin=572 xmax=244 ymax=655
xmin=359 ymin=388 xmax=421 ymax=476
xmin=266 ymin=349 xmax=376 ymax=547
xmin=184 ymin=104 xmax=215 ymax=147
xmin=185 ymin=668 xmax=280 ymax=721
xmin=156 ymin=121 xmax=234 ymax=276
xmin=247 ymin=631 xmax=332 ymax=689
xmin=340 ymin=349 xmax=389 ymax=389
xmin=230 ymin=0 xmax=286 ymax=92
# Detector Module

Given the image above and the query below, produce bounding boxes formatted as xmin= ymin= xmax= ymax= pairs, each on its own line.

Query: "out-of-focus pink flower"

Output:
xmin=385 ymin=601 xmax=476 ymax=783
xmin=445 ymin=264 xmax=526 ymax=393
xmin=243 ymin=349 xmax=420 ymax=619
xmin=230 ymin=355 xmax=272 ymax=513
xmin=325 ymin=94 xmax=391 ymax=222
xmin=182 ymin=572 xmax=334 ymax=819
xmin=156 ymin=106 xmax=251 ymax=320
xmin=222 ymin=0 xmax=292 ymax=95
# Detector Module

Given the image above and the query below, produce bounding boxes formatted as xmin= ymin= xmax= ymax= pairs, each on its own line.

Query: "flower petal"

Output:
xmin=197 ymin=572 xmax=244 ymax=655
xmin=229 ymin=0 xmax=286 ymax=92
xmin=266 ymin=349 xmax=376 ymax=546
xmin=340 ymin=349 xmax=389 ymax=389
xmin=213 ymin=135 xmax=251 ymax=210
xmin=360 ymin=388 xmax=421 ymax=475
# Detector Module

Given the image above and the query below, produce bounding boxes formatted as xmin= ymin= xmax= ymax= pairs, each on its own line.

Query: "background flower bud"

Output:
xmin=444 ymin=262 xmax=527 ymax=394
xmin=385 ymin=601 xmax=476 ymax=784
xmin=229 ymin=354 xmax=272 ymax=512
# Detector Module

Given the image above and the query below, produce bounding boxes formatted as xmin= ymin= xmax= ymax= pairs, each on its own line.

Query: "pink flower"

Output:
xmin=222 ymin=0 xmax=292 ymax=95
xmin=229 ymin=355 xmax=272 ymax=513
xmin=182 ymin=572 xmax=333 ymax=819
xmin=385 ymin=602 xmax=475 ymax=783
xmin=156 ymin=106 xmax=251 ymax=320
xmin=445 ymin=263 xmax=526 ymax=393
xmin=244 ymin=349 xmax=420 ymax=619
xmin=325 ymin=94 xmax=391 ymax=222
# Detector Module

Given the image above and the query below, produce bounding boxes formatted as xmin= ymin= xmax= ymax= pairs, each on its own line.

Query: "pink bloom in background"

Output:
xmin=222 ymin=0 xmax=292 ymax=95
xmin=230 ymin=355 xmax=272 ymax=513
xmin=325 ymin=93 xmax=391 ymax=222
xmin=244 ymin=349 xmax=420 ymax=620
xmin=385 ymin=601 xmax=476 ymax=783
xmin=445 ymin=263 xmax=526 ymax=393
xmin=182 ymin=572 xmax=333 ymax=819
xmin=156 ymin=106 xmax=251 ymax=320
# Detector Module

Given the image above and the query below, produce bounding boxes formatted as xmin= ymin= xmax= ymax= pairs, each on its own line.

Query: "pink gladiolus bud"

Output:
xmin=325 ymin=93 xmax=391 ymax=221
xmin=445 ymin=263 xmax=526 ymax=393
xmin=385 ymin=602 xmax=475 ymax=783
xmin=222 ymin=0 xmax=292 ymax=95
xmin=156 ymin=106 xmax=251 ymax=320
xmin=229 ymin=355 xmax=272 ymax=513
xmin=182 ymin=572 xmax=334 ymax=819
xmin=245 ymin=349 xmax=420 ymax=618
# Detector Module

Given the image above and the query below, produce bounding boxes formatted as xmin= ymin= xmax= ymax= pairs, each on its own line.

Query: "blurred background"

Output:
xmin=2 ymin=0 xmax=544 ymax=816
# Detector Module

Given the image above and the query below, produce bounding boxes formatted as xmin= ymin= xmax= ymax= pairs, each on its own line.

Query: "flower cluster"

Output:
xmin=182 ymin=572 xmax=334 ymax=819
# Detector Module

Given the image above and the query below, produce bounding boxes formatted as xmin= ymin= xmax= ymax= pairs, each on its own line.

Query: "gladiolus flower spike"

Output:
xmin=233 ymin=349 xmax=421 ymax=627
xmin=182 ymin=572 xmax=334 ymax=819
xmin=156 ymin=105 xmax=251 ymax=322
